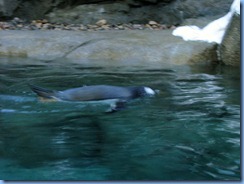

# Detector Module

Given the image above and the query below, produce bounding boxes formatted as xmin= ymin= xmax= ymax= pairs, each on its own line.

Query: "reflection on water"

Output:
xmin=0 ymin=57 xmax=240 ymax=180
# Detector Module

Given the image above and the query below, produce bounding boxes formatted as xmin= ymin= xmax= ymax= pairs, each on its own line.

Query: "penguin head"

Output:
xmin=130 ymin=86 xmax=156 ymax=98
xmin=143 ymin=87 xmax=156 ymax=96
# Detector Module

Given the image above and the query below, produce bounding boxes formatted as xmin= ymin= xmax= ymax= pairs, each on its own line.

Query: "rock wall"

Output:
xmin=0 ymin=30 xmax=218 ymax=66
xmin=219 ymin=13 xmax=240 ymax=66
xmin=0 ymin=0 xmax=233 ymax=25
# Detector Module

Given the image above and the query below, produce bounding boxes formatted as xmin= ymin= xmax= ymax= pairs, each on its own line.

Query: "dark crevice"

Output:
xmin=63 ymin=38 xmax=108 ymax=57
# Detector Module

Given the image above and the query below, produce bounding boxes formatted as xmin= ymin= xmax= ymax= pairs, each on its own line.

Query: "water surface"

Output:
xmin=0 ymin=57 xmax=240 ymax=180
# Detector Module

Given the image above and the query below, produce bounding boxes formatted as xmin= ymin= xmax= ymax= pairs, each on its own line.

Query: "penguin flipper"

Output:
xmin=29 ymin=84 xmax=57 ymax=99
xmin=105 ymin=100 xmax=127 ymax=113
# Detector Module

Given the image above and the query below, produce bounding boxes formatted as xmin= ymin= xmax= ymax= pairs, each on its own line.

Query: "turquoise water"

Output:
xmin=0 ymin=57 xmax=240 ymax=180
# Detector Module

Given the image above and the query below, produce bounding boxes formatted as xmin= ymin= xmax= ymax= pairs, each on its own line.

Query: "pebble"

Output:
xmin=0 ymin=18 xmax=174 ymax=31
xmin=96 ymin=19 xmax=107 ymax=26
xmin=148 ymin=20 xmax=158 ymax=25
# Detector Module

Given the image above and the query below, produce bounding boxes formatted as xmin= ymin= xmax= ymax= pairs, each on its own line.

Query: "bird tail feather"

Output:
xmin=29 ymin=84 xmax=56 ymax=99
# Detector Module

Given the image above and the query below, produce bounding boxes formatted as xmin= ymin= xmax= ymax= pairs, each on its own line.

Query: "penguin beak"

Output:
xmin=154 ymin=89 xmax=160 ymax=94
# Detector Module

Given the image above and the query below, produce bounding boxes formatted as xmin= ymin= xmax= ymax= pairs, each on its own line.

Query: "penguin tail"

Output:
xmin=29 ymin=84 xmax=56 ymax=99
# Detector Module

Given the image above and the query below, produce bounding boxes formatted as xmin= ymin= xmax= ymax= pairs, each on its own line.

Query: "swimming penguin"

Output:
xmin=29 ymin=84 xmax=156 ymax=112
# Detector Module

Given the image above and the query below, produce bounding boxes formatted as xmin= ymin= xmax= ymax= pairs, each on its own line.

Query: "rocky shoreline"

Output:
xmin=0 ymin=17 xmax=175 ymax=31
xmin=0 ymin=0 xmax=239 ymax=67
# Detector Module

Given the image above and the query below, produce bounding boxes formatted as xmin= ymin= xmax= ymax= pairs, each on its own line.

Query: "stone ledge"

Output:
xmin=0 ymin=30 xmax=218 ymax=67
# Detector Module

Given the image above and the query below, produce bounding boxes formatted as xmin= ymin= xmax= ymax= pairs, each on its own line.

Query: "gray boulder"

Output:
xmin=0 ymin=0 xmax=19 ymax=17
xmin=219 ymin=13 xmax=240 ymax=66
xmin=47 ymin=3 xmax=130 ymax=25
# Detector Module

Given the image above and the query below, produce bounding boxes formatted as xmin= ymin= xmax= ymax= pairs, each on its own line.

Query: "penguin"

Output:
xmin=29 ymin=84 xmax=156 ymax=112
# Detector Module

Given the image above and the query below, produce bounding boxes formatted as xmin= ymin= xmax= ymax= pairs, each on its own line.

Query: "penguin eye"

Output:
xmin=135 ymin=87 xmax=146 ymax=97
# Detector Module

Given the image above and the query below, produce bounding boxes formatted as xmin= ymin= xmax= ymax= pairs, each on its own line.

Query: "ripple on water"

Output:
xmin=0 ymin=59 xmax=240 ymax=180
